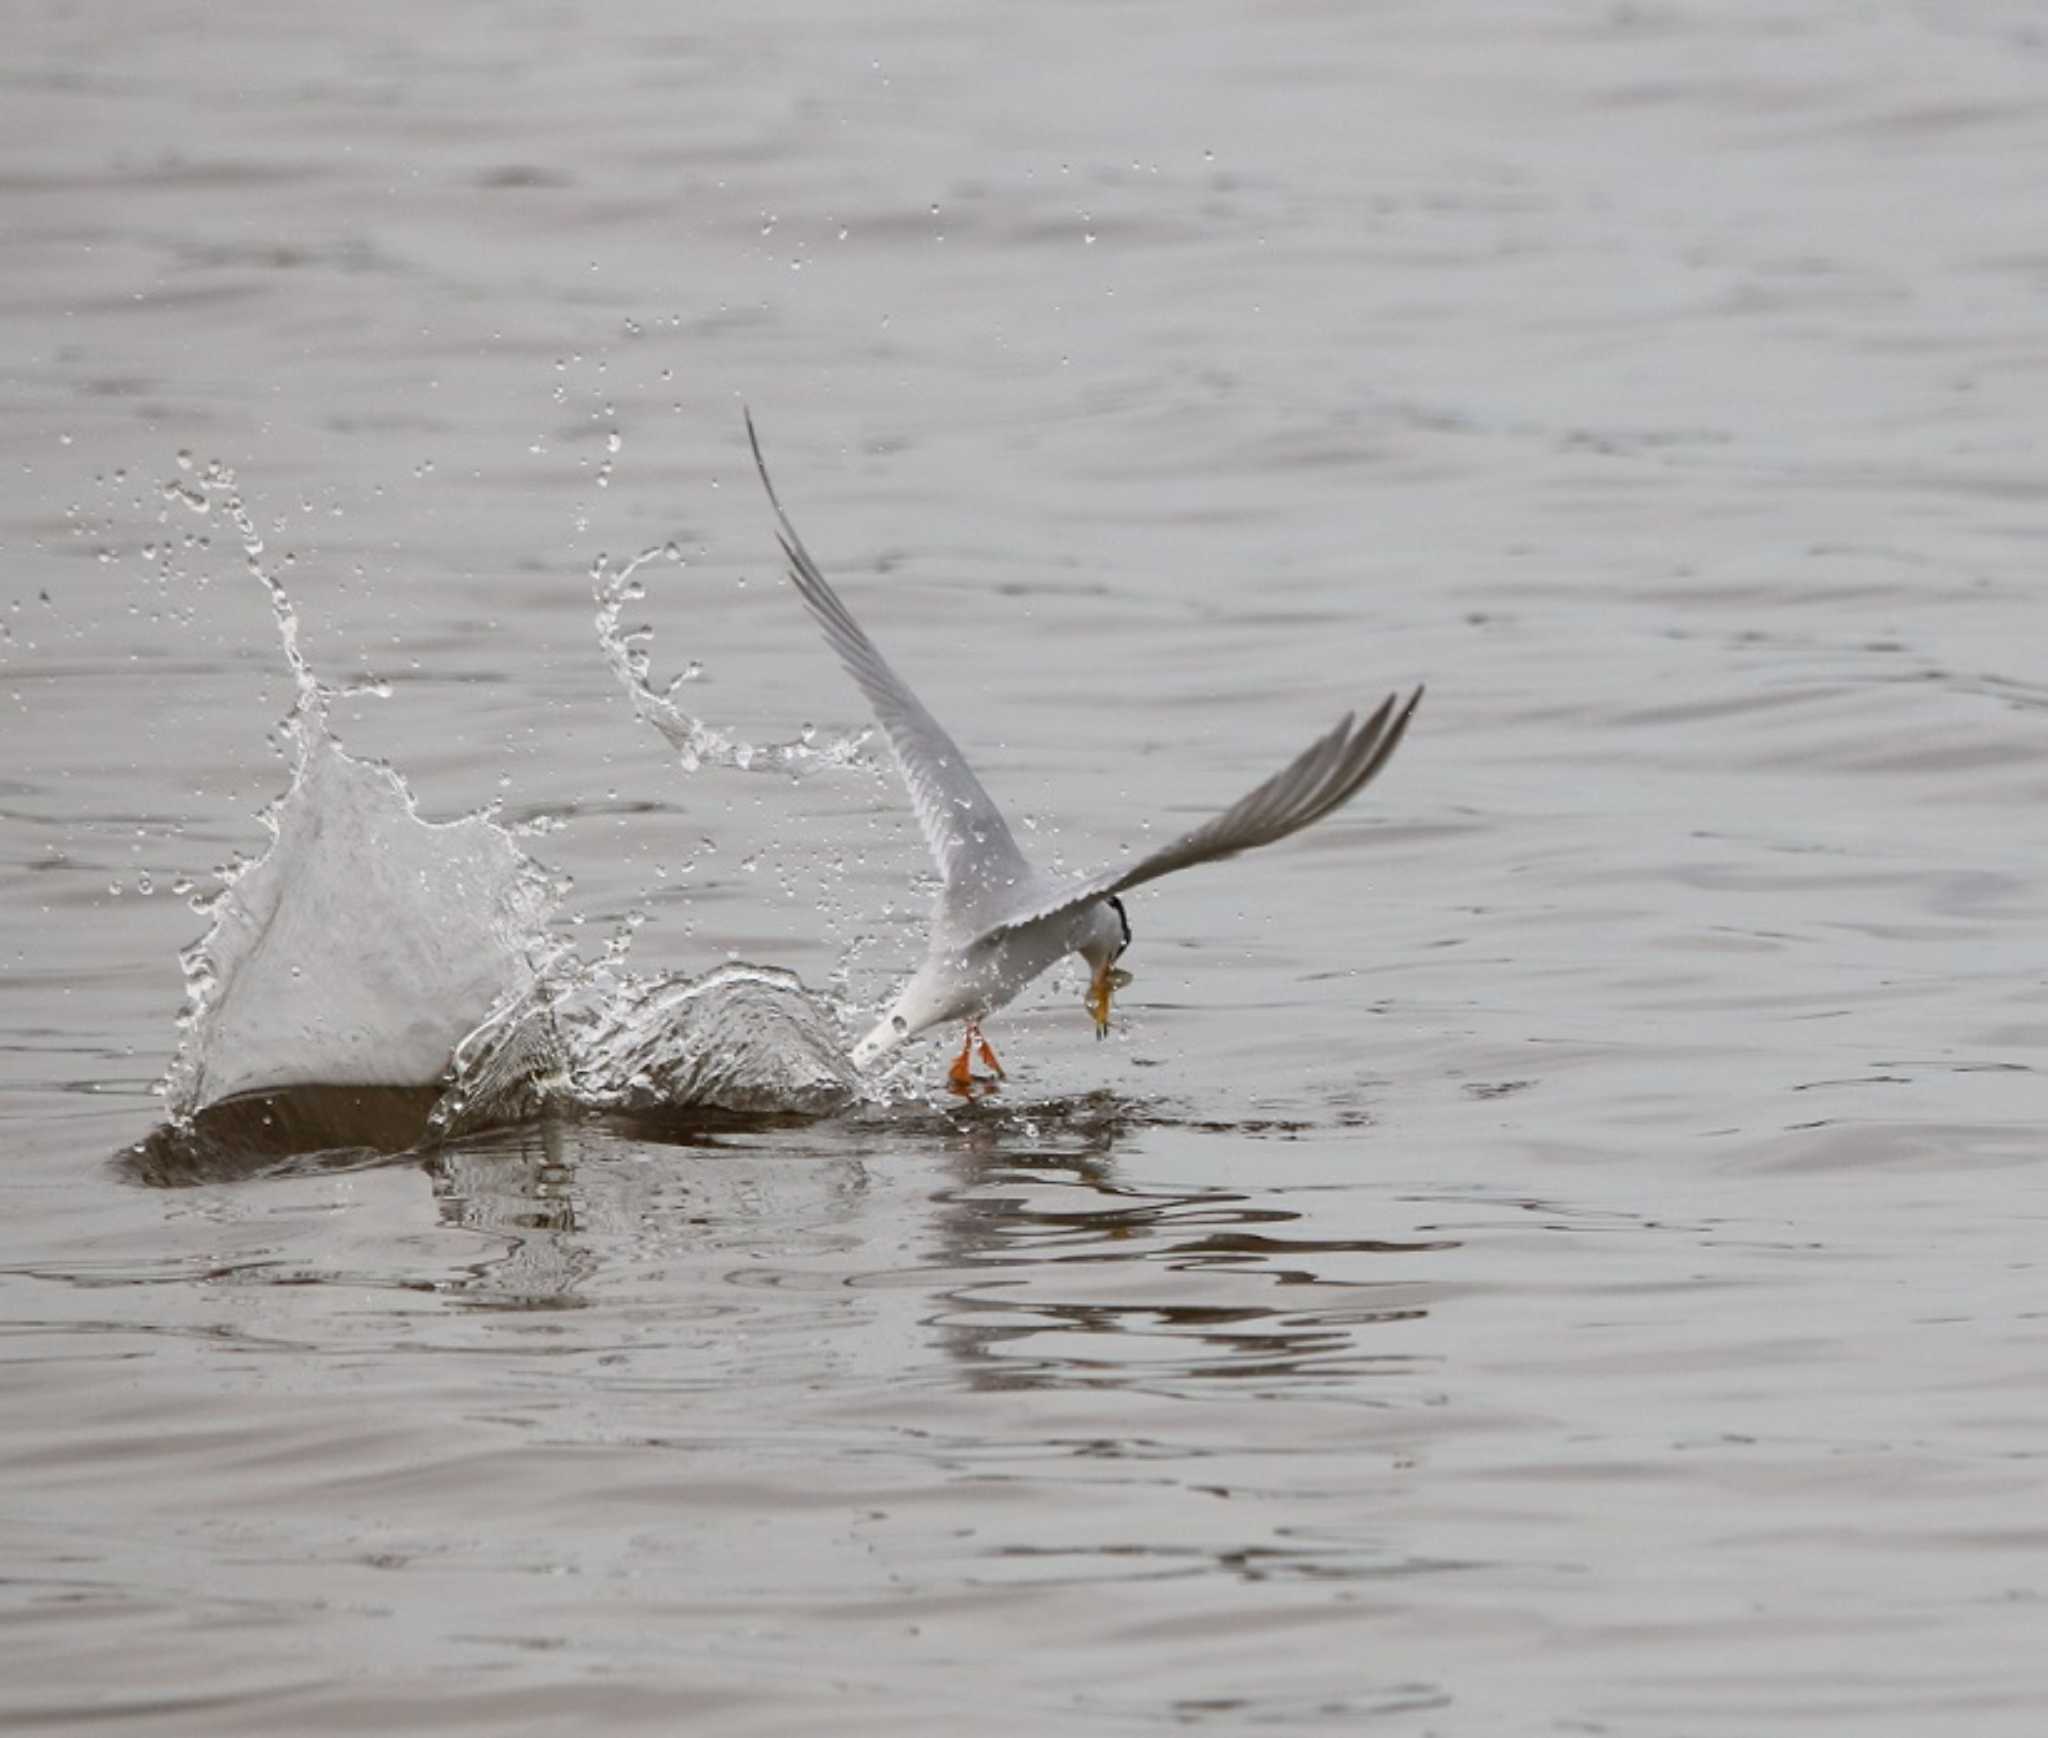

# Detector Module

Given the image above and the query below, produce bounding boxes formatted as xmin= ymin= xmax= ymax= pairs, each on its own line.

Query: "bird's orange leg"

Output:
xmin=947 ymin=1021 xmax=1004 ymax=1093
xmin=975 ymin=1026 xmax=1005 ymax=1078
xmin=947 ymin=1024 xmax=978 ymax=1090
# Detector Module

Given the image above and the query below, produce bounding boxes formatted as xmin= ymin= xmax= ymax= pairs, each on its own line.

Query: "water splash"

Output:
xmin=562 ymin=962 xmax=857 ymax=1117
xmin=590 ymin=541 xmax=909 ymax=1040
xmin=593 ymin=543 xmax=867 ymax=774
xmin=156 ymin=470 xmax=864 ymax=1163
xmin=159 ymin=458 xmax=570 ymax=1119
xmin=162 ymin=715 xmax=570 ymax=1116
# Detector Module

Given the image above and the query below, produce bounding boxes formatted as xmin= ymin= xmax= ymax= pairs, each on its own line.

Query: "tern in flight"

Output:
xmin=746 ymin=414 xmax=1422 ymax=1089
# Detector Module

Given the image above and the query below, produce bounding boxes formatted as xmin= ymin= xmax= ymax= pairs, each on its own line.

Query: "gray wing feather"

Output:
xmin=981 ymin=688 xmax=1422 ymax=942
xmin=745 ymin=412 xmax=1031 ymax=898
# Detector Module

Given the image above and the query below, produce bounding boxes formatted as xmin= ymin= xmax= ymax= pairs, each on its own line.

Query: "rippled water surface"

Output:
xmin=7 ymin=2 xmax=2048 ymax=1732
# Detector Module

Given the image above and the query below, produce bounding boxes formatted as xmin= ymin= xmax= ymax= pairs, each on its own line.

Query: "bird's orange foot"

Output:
xmin=946 ymin=1023 xmax=1004 ymax=1094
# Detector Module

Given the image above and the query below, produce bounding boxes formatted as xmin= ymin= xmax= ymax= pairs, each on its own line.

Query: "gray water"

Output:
xmin=6 ymin=1 xmax=2048 ymax=1731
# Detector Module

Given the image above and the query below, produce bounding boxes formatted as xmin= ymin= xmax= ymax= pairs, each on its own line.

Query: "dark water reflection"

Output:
xmin=28 ymin=1060 xmax=2048 ymax=1733
xmin=429 ymin=1122 xmax=593 ymax=1311
xmin=916 ymin=1104 xmax=1457 ymax=1395
xmin=140 ymin=1088 xmax=1460 ymax=1395
xmin=116 ymin=1089 xmax=1457 ymax=1403
xmin=115 ymin=1084 xmax=445 ymax=1186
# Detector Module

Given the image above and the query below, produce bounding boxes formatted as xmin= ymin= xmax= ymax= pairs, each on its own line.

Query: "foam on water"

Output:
xmin=157 ymin=474 xmax=863 ymax=1153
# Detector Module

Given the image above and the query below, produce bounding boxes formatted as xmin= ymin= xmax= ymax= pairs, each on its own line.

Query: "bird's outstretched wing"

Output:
xmin=746 ymin=412 xmax=1031 ymax=897
xmin=978 ymin=688 xmax=1422 ymax=944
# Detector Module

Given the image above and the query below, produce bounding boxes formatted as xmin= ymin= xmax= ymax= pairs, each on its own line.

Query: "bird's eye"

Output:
xmin=891 ymin=1015 xmax=908 ymax=1034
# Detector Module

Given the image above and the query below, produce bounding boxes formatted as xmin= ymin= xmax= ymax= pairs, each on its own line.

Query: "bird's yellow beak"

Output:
xmin=1087 ymin=963 xmax=1133 ymax=1038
